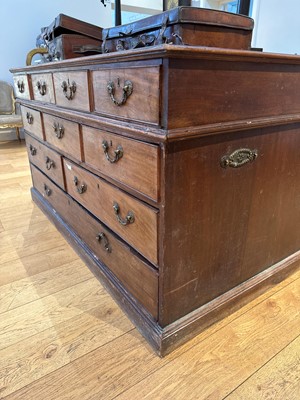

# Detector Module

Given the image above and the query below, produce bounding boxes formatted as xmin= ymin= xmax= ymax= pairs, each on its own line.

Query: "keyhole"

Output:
xmin=117 ymin=77 xmax=120 ymax=87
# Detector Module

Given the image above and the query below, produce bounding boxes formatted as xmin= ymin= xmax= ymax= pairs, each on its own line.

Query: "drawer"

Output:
xmin=63 ymin=159 xmax=158 ymax=265
xmin=53 ymin=70 xmax=90 ymax=112
xmin=43 ymin=113 xmax=82 ymax=161
xmin=13 ymin=74 xmax=31 ymax=100
xmin=92 ymin=66 xmax=160 ymax=125
xmin=82 ymin=126 xmax=159 ymax=201
xmin=20 ymin=106 xmax=44 ymax=140
xmin=31 ymin=164 xmax=158 ymax=318
xmin=25 ymin=133 xmax=65 ymax=189
xmin=31 ymin=73 xmax=55 ymax=103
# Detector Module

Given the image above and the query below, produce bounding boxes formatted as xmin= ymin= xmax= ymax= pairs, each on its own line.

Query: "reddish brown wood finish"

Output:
xmin=160 ymin=124 xmax=300 ymax=325
xmin=43 ymin=113 xmax=82 ymax=161
xmin=30 ymin=165 xmax=158 ymax=318
xmin=92 ymin=66 xmax=161 ymax=125
xmin=20 ymin=106 xmax=44 ymax=140
xmin=63 ymin=158 xmax=158 ymax=265
xmin=166 ymin=58 xmax=300 ymax=129
xmin=12 ymin=74 xmax=31 ymax=100
xmin=13 ymin=43 xmax=300 ymax=355
xmin=31 ymin=73 xmax=55 ymax=103
xmin=25 ymin=133 xmax=65 ymax=189
xmin=82 ymin=125 xmax=160 ymax=201
xmin=53 ymin=70 xmax=90 ymax=112
xmin=103 ymin=7 xmax=253 ymax=52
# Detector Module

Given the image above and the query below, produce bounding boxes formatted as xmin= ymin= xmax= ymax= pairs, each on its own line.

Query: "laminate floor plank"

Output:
xmin=0 ymin=226 xmax=67 ymax=266
xmin=0 ymin=259 xmax=92 ymax=313
xmin=0 ymin=278 xmax=104 ymax=351
xmin=3 ymin=275 xmax=300 ymax=400
xmin=1 ymin=142 xmax=300 ymax=400
xmin=0 ymin=244 xmax=79 ymax=286
xmin=0 ymin=301 xmax=133 ymax=398
xmin=0 ymin=205 xmax=46 ymax=231
xmin=226 ymin=334 xmax=300 ymax=400
xmin=113 ymin=277 xmax=300 ymax=400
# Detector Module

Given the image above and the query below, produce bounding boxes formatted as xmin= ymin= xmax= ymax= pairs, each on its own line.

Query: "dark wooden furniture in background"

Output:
xmin=11 ymin=41 xmax=300 ymax=356
xmin=102 ymin=7 xmax=254 ymax=53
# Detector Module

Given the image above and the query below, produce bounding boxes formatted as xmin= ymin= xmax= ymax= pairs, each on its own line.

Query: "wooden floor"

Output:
xmin=0 ymin=140 xmax=299 ymax=400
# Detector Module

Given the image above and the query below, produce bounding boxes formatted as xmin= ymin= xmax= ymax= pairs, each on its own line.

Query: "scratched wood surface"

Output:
xmin=0 ymin=141 xmax=299 ymax=400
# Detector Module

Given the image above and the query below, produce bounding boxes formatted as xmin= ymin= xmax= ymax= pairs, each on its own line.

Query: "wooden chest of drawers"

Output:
xmin=11 ymin=44 xmax=300 ymax=356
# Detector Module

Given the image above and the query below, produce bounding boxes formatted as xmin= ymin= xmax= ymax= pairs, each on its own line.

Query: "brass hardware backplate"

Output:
xmin=96 ymin=232 xmax=112 ymax=253
xmin=102 ymin=140 xmax=123 ymax=163
xmin=107 ymin=79 xmax=133 ymax=106
xmin=221 ymin=148 xmax=258 ymax=169
xmin=113 ymin=202 xmax=135 ymax=226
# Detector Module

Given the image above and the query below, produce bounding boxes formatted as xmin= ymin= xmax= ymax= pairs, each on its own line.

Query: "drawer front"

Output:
xmin=92 ymin=66 xmax=160 ymax=125
xmin=43 ymin=113 xmax=82 ymax=161
xmin=25 ymin=133 xmax=65 ymax=189
xmin=13 ymin=74 xmax=31 ymax=100
xmin=31 ymin=164 xmax=158 ymax=318
xmin=53 ymin=70 xmax=90 ymax=112
xmin=31 ymin=73 xmax=55 ymax=103
xmin=20 ymin=106 xmax=44 ymax=139
xmin=63 ymin=159 xmax=158 ymax=265
xmin=82 ymin=126 xmax=159 ymax=201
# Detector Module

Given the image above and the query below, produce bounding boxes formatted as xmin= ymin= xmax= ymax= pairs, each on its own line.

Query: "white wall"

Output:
xmin=0 ymin=0 xmax=111 ymax=84
xmin=250 ymin=0 xmax=300 ymax=54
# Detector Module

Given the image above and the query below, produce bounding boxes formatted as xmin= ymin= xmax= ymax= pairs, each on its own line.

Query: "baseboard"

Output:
xmin=31 ymin=187 xmax=300 ymax=357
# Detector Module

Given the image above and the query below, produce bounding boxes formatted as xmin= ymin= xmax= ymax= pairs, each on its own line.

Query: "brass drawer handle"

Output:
xmin=29 ymin=144 xmax=37 ymax=156
xmin=17 ymin=80 xmax=25 ymax=93
xmin=113 ymin=202 xmax=135 ymax=226
xmin=102 ymin=140 xmax=123 ymax=163
xmin=73 ymin=176 xmax=87 ymax=194
xmin=44 ymin=183 xmax=52 ymax=196
xmin=45 ymin=156 xmax=55 ymax=170
xmin=61 ymin=79 xmax=77 ymax=100
xmin=53 ymin=122 xmax=64 ymax=139
xmin=221 ymin=148 xmax=258 ymax=169
xmin=107 ymin=79 xmax=133 ymax=106
xmin=96 ymin=232 xmax=112 ymax=253
xmin=37 ymin=80 xmax=47 ymax=96
xmin=26 ymin=112 xmax=34 ymax=124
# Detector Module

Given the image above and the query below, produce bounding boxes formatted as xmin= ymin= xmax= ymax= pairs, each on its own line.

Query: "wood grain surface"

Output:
xmin=12 ymin=74 xmax=31 ymax=100
xmin=43 ymin=113 xmax=82 ymax=161
xmin=31 ymin=73 xmax=55 ymax=104
xmin=0 ymin=141 xmax=299 ymax=400
xmin=20 ymin=106 xmax=44 ymax=140
xmin=63 ymin=158 xmax=158 ymax=264
xmin=25 ymin=133 xmax=65 ymax=189
xmin=92 ymin=66 xmax=160 ymax=125
xmin=53 ymin=70 xmax=90 ymax=112
xmin=82 ymin=125 xmax=160 ymax=201
xmin=31 ymin=164 xmax=158 ymax=318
